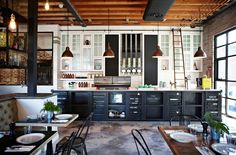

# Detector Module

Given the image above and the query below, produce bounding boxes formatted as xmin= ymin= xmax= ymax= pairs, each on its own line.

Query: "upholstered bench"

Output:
xmin=0 ymin=97 xmax=18 ymax=130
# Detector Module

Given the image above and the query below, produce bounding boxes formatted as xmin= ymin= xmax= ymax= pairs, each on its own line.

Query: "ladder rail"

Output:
xmin=179 ymin=29 xmax=186 ymax=88
xmin=172 ymin=28 xmax=186 ymax=88
xmin=172 ymin=29 xmax=177 ymax=88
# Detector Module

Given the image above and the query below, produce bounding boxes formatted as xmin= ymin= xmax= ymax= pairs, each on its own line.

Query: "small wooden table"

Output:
xmin=0 ymin=131 xmax=57 ymax=155
xmin=15 ymin=114 xmax=78 ymax=155
xmin=158 ymin=126 xmax=213 ymax=155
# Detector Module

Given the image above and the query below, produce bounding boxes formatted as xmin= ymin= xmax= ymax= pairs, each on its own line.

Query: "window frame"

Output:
xmin=214 ymin=26 xmax=236 ymax=118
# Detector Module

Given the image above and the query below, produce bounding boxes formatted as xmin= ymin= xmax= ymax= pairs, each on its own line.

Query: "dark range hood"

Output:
xmin=143 ymin=0 xmax=175 ymax=21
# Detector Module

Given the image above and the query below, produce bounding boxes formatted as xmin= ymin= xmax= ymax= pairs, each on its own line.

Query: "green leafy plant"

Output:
xmin=203 ymin=112 xmax=229 ymax=134
xmin=41 ymin=100 xmax=61 ymax=112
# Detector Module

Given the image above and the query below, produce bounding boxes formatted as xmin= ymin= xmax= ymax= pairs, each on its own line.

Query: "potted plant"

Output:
xmin=203 ymin=112 xmax=229 ymax=141
xmin=41 ymin=100 xmax=61 ymax=122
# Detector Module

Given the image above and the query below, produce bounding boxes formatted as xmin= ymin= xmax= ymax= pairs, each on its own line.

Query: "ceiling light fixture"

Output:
xmin=152 ymin=21 xmax=163 ymax=58
xmin=194 ymin=46 xmax=207 ymax=58
xmin=45 ymin=0 xmax=50 ymax=10
xmin=103 ymin=9 xmax=115 ymax=58
xmin=9 ymin=0 xmax=16 ymax=31
xmin=194 ymin=27 xmax=207 ymax=59
xmin=62 ymin=9 xmax=73 ymax=58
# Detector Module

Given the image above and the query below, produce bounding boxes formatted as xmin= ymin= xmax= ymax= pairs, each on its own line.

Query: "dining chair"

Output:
xmin=54 ymin=131 xmax=76 ymax=155
xmin=131 ymin=129 xmax=152 ymax=155
xmin=169 ymin=114 xmax=202 ymax=126
xmin=56 ymin=112 xmax=93 ymax=155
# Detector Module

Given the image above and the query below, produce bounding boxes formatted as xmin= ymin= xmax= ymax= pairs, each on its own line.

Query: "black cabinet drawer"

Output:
xmin=146 ymin=105 xmax=163 ymax=119
xmin=94 ymin=100 xmax=106 ymax=105
xmin=93 ymin=92 xmax=107 ymax=100
xmin=205 ymin=92 xmax=220 ymax=100
xmin=129 ymin=109 xmax=140 ymax=114
xmin=146 ymin=93 xmax=162 ymax=105
xmin=169 ymin=101 xmax=181 ymax=106
xmin=94 ymin=105 xmax=106 ymax=114
xmin=129 ymin=106 xmax=139 ymax=110
xmin=93 ymin=114 xmax=106 ymax=121
xmin=168 ymin=92 xmax=181 ymax=101
xmin=206 ymin=102 xmax=218 ymax=107
xmin=169 ymin=106 xmax=182 ymax=117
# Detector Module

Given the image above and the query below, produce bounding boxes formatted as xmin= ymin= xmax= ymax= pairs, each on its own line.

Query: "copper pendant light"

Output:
xmin=103 ymin=9 xmax=115 ymax=58
xmin=62 ymin=9 xmax=73 ymax=58
xmin=152 ymin=45 xmax=163 ymax=58
xmin=152 ymin=22 xmax=163 ymax=58
xmin=103 ymin=42 xmax=115 ymax=58
xmin=194 ymin=46 xmax=207 ymax=58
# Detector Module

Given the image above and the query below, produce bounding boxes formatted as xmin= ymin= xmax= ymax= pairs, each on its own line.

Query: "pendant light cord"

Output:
xmin=157 ymin=21 xmax=159 ymax=45
xmin=108 ymin=9 xmax=109 ymax=35
xmin=12 ymin=0 xmax=13 ymax=11
xmin=67 ymin=9 xmax=69 ymax=47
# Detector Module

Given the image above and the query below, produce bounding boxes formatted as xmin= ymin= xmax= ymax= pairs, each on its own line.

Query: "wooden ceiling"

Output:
xmin=7 ymin=0 xmax=234 ymax=27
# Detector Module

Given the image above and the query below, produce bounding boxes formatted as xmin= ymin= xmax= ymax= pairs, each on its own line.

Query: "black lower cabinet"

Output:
xmin=144 ymin=92 xmax=163 ymax=120
xmin=127 ymin=92 xmax=142 ymax=120
xmin=107 ymin=92 xmax=126 ymax=120
xmin=70 ymin=92 xmax=92 ymax=119
xmin=164 ymin=92 xmax=182 ymax=120
xmin=183 ymin=92 xmax=204 ymax=119
xmin=92 ymin=92 xmax=108 ymax=121
xmin=53 ymin=91 xmax=69 ymax=113
xmin=52 ymin=90 xmax=222 ymax=121
xmin=204 ymin=92 xmax=221 ymax=119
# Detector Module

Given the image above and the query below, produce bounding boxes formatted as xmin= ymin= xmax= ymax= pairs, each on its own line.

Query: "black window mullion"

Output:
xmin=225 ymin=32 xmax=229 ymax=115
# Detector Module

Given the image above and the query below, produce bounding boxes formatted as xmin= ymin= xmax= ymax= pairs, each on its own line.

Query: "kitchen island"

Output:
xmin=52 ymin=88 xmax=221 ymax=121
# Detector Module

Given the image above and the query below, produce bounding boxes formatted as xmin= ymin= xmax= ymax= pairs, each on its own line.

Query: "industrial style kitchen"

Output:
xmin=0 ymin=0 xmax=236 ymax=155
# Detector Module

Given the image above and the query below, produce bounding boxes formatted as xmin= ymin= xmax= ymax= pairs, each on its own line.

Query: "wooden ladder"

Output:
xmin=172 ymin=28 xmax=186 ymax=88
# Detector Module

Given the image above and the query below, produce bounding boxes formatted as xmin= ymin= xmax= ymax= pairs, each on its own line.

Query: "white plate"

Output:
xmin=0 ymin=133 xmax=3 ymax=139
xmin=16 ymin=133 xmax=45 ymax=144
xmin=27 ymin=115 xmax=38 ymax=120
xmin=211 ymin=143 xmax=236 ymax=155
xmin=188 ymin=124 xmax=203 ymax=133
xmin=170 ymin=132 xmax=196 ymax=143
xmin=55 ymin=114 xmax=73 ymax=120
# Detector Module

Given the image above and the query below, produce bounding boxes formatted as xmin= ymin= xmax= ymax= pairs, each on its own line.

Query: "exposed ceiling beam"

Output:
xmin=60 ymin=0 xmax=86 ymax=27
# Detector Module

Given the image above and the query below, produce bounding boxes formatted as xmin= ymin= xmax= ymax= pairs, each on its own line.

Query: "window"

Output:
xmin=37 ymin=32 xmax=53 ymax=85
xmin=215 ymin=27 xmax=236 ymax=118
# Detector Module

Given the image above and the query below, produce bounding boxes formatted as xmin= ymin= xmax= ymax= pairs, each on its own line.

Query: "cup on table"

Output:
xmin=24 ymin=126 xmax=32 ymax=134
xmin=226 ymin=133 xmax=236 ymax=145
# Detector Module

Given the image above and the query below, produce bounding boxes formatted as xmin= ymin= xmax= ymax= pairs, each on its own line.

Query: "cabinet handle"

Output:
xmin=170 ymin=98 xmax=179 ymax=101
xmin=210 ymin=111 xmax=218 ymax=114
xmin=58 ymin=97 xmax=67 ymax=100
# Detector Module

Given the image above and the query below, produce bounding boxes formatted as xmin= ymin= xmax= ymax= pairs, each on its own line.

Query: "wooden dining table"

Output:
xmin=158 ymin=125 xmax=216 ymax=155
xmin=15 ymin=114 xmax=79 ymax=155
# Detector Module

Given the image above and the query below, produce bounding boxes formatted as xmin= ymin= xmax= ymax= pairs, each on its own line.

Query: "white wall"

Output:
xmin=16 ymin=95 xmax=57 ymax=120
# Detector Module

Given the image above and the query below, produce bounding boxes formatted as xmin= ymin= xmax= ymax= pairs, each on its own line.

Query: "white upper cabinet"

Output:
xmin=60 ymin=32 xmax=104 ymax=72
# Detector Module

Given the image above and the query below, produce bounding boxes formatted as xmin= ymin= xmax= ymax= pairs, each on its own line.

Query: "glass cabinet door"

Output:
xmin=82 ymin=48 xmax=92 ymax=70
xmin=72 ymin=34 xmax=81 ymax=70
xmin=94 ymin=34 xmax=103 ymax=56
